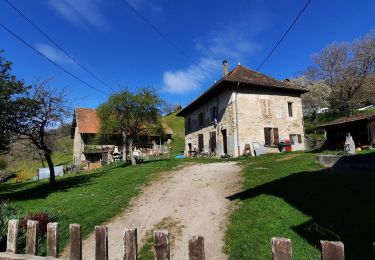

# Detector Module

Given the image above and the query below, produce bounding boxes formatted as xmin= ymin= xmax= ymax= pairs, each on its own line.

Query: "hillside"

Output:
xmin=4 ymin=133 xmax=73 ymax=182
xmin=164 ymin=112 xmax=185 ymax=156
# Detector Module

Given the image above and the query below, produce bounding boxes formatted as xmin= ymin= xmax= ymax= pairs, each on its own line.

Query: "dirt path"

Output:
xmin=64 ymin=162 xmax=242 ymax=260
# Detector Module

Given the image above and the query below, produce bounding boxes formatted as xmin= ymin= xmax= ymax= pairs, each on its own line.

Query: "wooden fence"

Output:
xmin=0 ymin=219 xmax=359 ymax=260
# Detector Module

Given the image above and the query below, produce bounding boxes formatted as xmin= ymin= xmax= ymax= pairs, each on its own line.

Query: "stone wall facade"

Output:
xmin=183 ymin=87 xmax=306 ymax=157
xmin=73 ymin=126 xmax=85 ymax=164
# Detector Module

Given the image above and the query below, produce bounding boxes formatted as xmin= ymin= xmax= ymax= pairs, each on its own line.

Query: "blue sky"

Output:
xmin=1 ymin=0 xmax=375 ymax=109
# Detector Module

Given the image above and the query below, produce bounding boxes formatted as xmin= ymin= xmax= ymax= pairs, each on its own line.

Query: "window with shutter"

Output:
xmin=273 ymin=128 xmax=279 ymax=144
xmin=264 ymin=127 xmax=279 ymax=146
xmin=260 ymin=99 xmax=272 ymax=118
xmin=288 ymin=102 xmax=293 ymax=117
xmin=264 ymin=128 xmax=272 ymax=145
xmin=297 ymin=134 xmax=302 ymax=143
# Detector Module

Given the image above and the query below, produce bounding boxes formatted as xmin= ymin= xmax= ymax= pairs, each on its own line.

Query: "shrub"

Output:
xmin=18 ymin=211 xmax=56 ymax=255
xmin=0 ymin=200 xmax=22 ymax=251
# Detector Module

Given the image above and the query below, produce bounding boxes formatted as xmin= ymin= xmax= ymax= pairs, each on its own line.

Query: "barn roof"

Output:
xmin=318 ymin=112 xmax=375 ymax=128
xmin=177 ymin=65 xmax=307 ymax=116
xmin=72 ymin=108 xmax=173 ymax=135
xmin=75 ymin=108 xmax=100 ymax=134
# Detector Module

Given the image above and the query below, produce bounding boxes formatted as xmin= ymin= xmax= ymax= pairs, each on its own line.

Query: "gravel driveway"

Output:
xmin=63 ymin=161 xmax=242 ymax=260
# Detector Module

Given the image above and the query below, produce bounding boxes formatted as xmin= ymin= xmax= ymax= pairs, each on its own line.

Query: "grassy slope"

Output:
xmin=7 ymin=135 xmax=73 ymax=181
xmin=225 ymin=152 xmax=375 ymax=259
xmin=0 ymin=159 xmax=184 ymax=253
xmin=163 ymin=112 xmax=185 ymax=156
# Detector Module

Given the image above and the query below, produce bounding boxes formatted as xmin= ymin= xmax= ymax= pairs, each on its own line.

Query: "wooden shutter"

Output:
xmin=297 ymin=134 xmax=302 ymax=143
xmin=266 ymin=100 xmax=272 ymax=116
xmin=264 ymin=128 xmax=272 ymax=145
xmin=273 ymin=128 xmax=279 ymax=145
xmin=289 ymin=134 xmax=294 ymax=144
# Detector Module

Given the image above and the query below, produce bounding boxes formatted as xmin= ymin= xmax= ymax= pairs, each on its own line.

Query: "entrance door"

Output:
xmin=198 ymin=134 xmax=204 ymax=153
xmin=209 ymin=132 xmax=216 ymax=153
xmin=221 ymin=129 xmax=227 ymax=155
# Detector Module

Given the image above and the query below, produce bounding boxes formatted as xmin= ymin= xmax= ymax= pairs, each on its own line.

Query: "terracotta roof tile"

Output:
xmin=76 ymin=108 xmax=100 ymax=134
xmin=224 ymin=65 xmax=307 ymax=91
xmin=74 ymin=108 xmax=173 ymax=135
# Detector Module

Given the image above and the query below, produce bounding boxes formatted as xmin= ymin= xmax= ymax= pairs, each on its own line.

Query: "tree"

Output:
xmin=0 ymin=51 xmax=28 ymax=152
xmin=291 ymin=76 xmax=331 ymax=115
xmin=162 ymin=102 xmax=182 ymax=115
xmin=1 ymin=80 xmax=70 ymax=183
xmin=308 ymin=32 xmax=375 ymax=114
xmin=97 ymin=88 xmax=162 ymax=165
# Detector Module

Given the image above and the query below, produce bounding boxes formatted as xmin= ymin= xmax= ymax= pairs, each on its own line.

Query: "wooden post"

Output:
xmin=123 ymin=228 xmax=138 ymax=260
xmin=47 ymin=222 xmax=58 ymax=258
xmin=271 ymin=237 xmax=292 ymax=260
xmin=321 ymin=240 xmax=345 ymax=260
xmin=154 ymin=230 xmax=170 ymax=260
xmin=95 ymin=226 xmax=108 ymax=260
xmin=6 ymin=220 xmax=19 ymax=253
xmin=26 ymin=220 xmax=38 ymax=255
xmin=188 ymin=235 xmax=205 ymax=260
xmin=70 ymin=224 xmax=82 ymax=260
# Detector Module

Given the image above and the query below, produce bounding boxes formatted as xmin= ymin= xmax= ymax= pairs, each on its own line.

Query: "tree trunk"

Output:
xmin=128 ymin=139 xmax=137 ymax=165
xmin=44 ymin=151 xmax=55 ymax=183
xmin=122 ymin=131 xmax=127 ymax=164
xmin=39 ymin=152 xmax=45 ymax=168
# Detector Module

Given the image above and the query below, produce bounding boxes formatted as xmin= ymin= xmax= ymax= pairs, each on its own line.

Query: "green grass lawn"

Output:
xmin=0 ymin=159 xmax=185 ymax=254
xmin=164 ymin=112 xmax=185 ymax=156
xmin=225 ymin=152 xmax=375 ymax=260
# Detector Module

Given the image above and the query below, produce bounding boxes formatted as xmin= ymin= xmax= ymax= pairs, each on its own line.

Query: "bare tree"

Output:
xmin=292 ymin=76 xmax=331 ymax=114
xmin=308 ymin=32 xmax=375 ymax=113
xmin=2 ymin=80 xmax=70 ymax=183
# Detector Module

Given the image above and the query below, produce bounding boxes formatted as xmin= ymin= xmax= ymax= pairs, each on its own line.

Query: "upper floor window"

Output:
xmin=187 ymin=117 xmax=191 ymax=131
xmin=211 ymin=106 xmax=217 ymax=121
xmin=288 ymin=102 xmax=293 ymax=117
xmin=199 ymin=112 xmax=204 ymax=128
xmin=260 ymin=99 xmax=272 ymax=118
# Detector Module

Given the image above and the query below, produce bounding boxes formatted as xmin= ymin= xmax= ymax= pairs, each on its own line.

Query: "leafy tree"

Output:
xmin=307 ymin=32 xmax=375 ymax=114
xmin=97 ymin=88 xmax=162 ymax=165
xmin=0 ymin=51 xmax=28 ymax=152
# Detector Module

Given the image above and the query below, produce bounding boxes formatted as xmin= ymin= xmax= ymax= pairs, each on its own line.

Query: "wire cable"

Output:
xmin=119 ymin=0 xmax=211 ymax=74
xmin=256 ymin=0 xmax=312 ymax=71
xmin=0 ymin=22 xmax=109 ymax=96
xmin=4 ymin=0 xmax=115 ymax=92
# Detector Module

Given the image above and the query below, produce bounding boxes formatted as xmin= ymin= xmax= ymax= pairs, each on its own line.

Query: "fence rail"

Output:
xmin=0 ymin=220 xmax=370 ymax=260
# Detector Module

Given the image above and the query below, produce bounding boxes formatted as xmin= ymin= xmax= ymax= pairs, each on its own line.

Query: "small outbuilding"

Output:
xmin=319 ymin=112 xmax=375 ymax=149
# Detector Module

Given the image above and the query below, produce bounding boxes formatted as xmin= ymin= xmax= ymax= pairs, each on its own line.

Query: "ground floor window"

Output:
xmin=289 ymin=134 xmax=302 ymax=145
xmin=264 ymin=127 xmax=279 ymax=146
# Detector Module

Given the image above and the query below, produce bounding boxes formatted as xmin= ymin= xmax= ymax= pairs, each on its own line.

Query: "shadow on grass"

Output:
xmin=0 ymin=163 xmax=125 ymax=202
xmin=227 ymin=168 xmax=375 ymax=259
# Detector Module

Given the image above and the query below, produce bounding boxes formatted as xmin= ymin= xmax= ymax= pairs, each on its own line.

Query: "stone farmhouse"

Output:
xmin=177 ymin=61 xmax=308 ymax=157
xmin=71 ymin=108 xmax=173 ymax=164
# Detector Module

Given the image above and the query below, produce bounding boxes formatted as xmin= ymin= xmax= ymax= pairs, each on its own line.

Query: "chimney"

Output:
xmin=222 ymin=60 xmax=228 ymax=77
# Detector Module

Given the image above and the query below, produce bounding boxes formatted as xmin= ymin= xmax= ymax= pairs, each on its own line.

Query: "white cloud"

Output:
xmin=35 ymin=43 xmax=73 ymax=65
xmin=162 ymin=26 xmax=262 ymax=94
xmin=47 ymin=0 xmax=109 ymax=30
xmin=163 ymin=58 xmax=219 ymax=94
